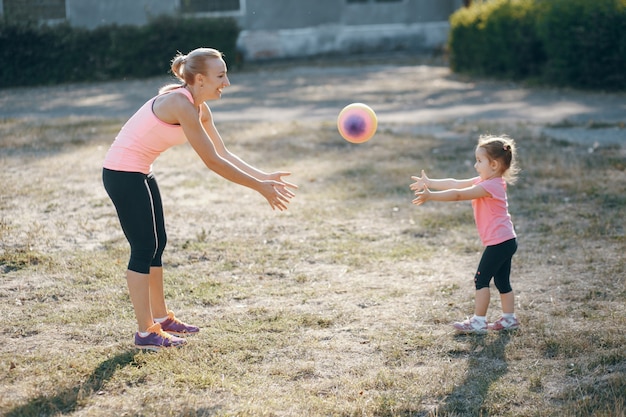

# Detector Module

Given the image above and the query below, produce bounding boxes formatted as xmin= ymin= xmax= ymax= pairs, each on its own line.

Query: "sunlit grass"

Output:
xmin=0 ymin=116 xmax=625 ymax=416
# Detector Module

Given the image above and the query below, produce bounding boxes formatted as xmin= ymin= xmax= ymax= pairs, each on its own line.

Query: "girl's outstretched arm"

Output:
xmin=410 ymin=170 xmax=475 ymax=192
xmin=412 ymin=183 xmax=491 ymax=206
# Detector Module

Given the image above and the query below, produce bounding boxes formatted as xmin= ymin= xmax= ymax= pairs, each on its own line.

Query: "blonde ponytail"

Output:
xmin=159 ymin=48 xmax=223 ymax=94
xmin=170 ymin=53 xmax=186 ymax=82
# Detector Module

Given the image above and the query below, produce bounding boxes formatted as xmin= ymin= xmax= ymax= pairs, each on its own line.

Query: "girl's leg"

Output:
xmin=453 ymin=287 xmax=490 ymax=333
xmin=474 ymin=287 xmax=490 ymax=317
xmin=474 ymin=239 xmax=517 ymax=316
xmin=492 ymin=239 xmax=517 ymax=315
xmin=473 ymin=247 xmax=500 ymax=319
xmin=453 ymin=250 xmax=496 ymax=332
xmin=500 ymin=291 xmax=515 ymax=315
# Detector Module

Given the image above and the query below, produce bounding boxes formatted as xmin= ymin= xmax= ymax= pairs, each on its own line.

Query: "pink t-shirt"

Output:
xmin=103 ymin=87 xmax=193 ymax=174
xmin=471 ymin=176 xmax=516 ymax=246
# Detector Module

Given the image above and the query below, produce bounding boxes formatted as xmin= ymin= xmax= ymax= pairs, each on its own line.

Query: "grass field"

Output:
xmin=0 ymin=109 xmax=625 ymax=416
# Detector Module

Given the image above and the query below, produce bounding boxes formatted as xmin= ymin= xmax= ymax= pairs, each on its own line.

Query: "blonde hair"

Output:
xmin=477 ymin=134 xmax=520 ymax=184
xmin=159 ymin=48 xmax=224 ymax=94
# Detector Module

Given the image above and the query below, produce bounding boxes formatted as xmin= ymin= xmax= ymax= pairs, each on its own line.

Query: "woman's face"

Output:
xmin=203 ymin=57 xmax=230 ymax=100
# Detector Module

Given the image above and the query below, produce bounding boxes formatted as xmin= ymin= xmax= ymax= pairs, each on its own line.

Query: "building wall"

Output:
xmin=237 ymin=21 xmax=451 ymax=60
xmin=237 ymin=0 xmax=460 ymax=60
xmin=239 ymin=0 xmax=458 ymax=29
xmin=68 ymin=0 xmax=176 ymax=28
xmin=241 ymin=0 xmax=338 ymax=30
xmin=4 ymin=0 xmax=464 ymax=61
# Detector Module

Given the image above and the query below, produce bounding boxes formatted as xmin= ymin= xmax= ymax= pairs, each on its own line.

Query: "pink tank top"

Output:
xmin=471 ymin=176 xmax=517 ymax=246
xmin=103 ymin=87 xmax=193 ymax=174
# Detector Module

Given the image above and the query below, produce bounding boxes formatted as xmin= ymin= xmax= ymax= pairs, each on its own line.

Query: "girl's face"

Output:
xmin=474 ymin=146 xmax=500 ymax=180
xmin=202 ymin=58 xmax=230 ymax=100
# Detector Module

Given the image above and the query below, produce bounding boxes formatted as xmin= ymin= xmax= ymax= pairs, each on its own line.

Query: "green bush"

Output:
xmin=449 ymin=0 xmax=544 ymax=79
xmin=0 ymin=15 xmax=240 ymax=88
xmin=535 ymin=0 xmax=626 ymax=89
xmin=449 ymin=0 xmax=626 ymax=90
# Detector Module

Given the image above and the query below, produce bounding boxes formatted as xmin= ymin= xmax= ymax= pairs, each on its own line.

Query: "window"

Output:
xmin=3 ymin=0 xmax=66 ymax=23
xmin=179 ymin=0 xmax=244 ymax=16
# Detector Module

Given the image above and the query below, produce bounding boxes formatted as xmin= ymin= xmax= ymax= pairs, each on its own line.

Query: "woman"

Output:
xmin=102 ymin=48 xmax=297 ymax=350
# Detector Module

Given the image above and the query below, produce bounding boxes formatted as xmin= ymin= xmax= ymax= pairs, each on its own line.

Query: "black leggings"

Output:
xmin=102 ymin=168 xmax=167 ymax=274
xmin=474 ymin=238 xmax=517 ymax=293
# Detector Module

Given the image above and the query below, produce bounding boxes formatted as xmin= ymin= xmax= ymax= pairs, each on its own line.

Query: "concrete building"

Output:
xmin=1 ymin=0 xmax=464 ymax=60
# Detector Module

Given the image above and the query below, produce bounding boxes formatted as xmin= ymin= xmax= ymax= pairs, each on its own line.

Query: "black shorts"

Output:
xmin=102 ymin=168 xmax=167 ymax=274
xmin=474 ymin=238 xmax=517 ymax=293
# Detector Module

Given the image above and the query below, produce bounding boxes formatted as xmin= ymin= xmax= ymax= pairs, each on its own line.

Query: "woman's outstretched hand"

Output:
xmin=262 ymin=171 xmax=298 ymax=211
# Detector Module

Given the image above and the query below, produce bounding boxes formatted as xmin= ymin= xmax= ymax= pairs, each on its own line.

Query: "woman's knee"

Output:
xmin=129 ymin=246 xmax=157 ymax=274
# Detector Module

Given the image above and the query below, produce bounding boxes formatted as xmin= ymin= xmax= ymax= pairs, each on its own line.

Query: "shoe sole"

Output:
xmin=453 ymin=325 xmax=487 ymax=334
xmin=135 ymin=345 xmax=162 ymax=352
xmin=135 ymin=343 xmax=186 ymax=351
xmin=455 ymin=329 xmax=487 ymax=334
xmin=488 ymin=326 xmax=520 ymax=331
xmin=164 ymin=330 xmax=199 ymax=337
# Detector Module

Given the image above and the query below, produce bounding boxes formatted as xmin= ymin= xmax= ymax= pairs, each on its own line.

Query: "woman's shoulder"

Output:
xmin=156 ymin=85 xmax=193 ymax=103
xmin=158 ymin=83 xmax=184 ymax=94
xmin=156 ymin=88 xmax=194 ymax=108
xmin=152 ymin=87 xmax=197 ymax=125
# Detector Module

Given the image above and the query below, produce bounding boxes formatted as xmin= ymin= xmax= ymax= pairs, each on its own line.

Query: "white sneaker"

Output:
xmin=453 ymin=317 xmax=488 ymax=334
xmin=488 ymin=316 xmax=520 ymax=331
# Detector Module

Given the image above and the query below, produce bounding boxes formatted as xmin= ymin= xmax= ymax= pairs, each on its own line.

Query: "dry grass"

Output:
xmin=0 ymin=111 xmax=625 ymax=417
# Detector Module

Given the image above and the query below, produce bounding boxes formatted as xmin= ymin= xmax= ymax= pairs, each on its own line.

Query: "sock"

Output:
xmin=502 ymin=313 xmax=516 ymax=319
xmin=154 ymin=316 xmax=168 ymax=323
xmin=138 ymin=331 xmax=150 ymax=337
xmin=472 ymin=315 xmax=487 ymax=323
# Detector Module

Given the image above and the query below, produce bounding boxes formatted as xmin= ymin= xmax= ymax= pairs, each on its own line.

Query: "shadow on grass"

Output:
xmin=439 ymin=332 xmax=513 ymax=415
xmin=5 ymin=350 xmax=138 ymax=417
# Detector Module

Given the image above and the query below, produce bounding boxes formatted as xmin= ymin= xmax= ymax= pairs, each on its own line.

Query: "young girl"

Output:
xmin=410 ymin=135 xmax=519 ymax=334
xmin=103 ymin=48 xmax=297 ymax=350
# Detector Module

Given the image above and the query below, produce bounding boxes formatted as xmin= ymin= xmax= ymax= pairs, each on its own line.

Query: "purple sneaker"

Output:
xmin=157 ymin=310 xmax=199 ymax=337
xmin=135 ymin=322 xmax=187 ymax=351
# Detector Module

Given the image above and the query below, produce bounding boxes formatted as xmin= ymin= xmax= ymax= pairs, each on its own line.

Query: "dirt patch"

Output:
xmin=2 ymin=55 xmax=624 ymax=145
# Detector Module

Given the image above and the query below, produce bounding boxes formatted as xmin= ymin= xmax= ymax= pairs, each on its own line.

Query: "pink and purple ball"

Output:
xmin=337 ymin=103 xmax=378 ymax=144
